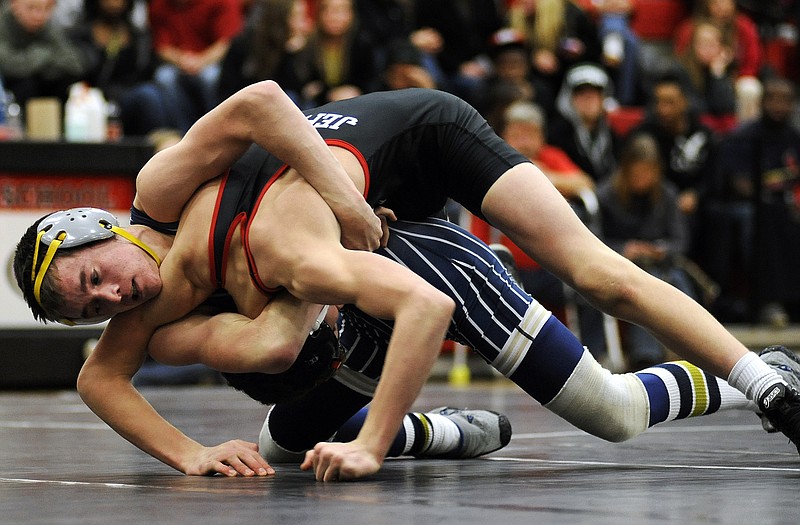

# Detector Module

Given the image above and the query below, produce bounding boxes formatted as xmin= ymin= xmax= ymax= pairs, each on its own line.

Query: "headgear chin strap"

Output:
xmin=31 ymin=208 xmax=162 ymax=324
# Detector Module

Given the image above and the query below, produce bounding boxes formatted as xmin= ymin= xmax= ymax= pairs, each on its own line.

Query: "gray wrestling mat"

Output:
xmin=1 ymin=382 xmax=798 ymax=524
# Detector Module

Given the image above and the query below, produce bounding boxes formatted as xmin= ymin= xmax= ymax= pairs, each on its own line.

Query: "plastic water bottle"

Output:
xmin=3 ymin=91 xmax=24 ymax=139
xmin=0 ymin=89 xmax=6 ymax=126
xmin=64 ymin=83 xmax=108 ymax=142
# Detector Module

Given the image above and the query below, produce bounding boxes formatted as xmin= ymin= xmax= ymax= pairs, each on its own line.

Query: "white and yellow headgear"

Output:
xmin=31 ymin=208 xmax=161 ymax=325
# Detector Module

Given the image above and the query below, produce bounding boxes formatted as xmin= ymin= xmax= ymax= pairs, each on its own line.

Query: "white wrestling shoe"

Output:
xmin=427 ymin=407 xmax=512 ymax=459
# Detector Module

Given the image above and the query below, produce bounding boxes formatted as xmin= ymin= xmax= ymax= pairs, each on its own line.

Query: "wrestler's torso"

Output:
xmin=176 ymin=168 xmax=342 ymax=318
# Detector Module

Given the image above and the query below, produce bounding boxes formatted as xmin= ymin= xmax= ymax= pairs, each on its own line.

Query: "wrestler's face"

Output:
xmin=53 ymin=238 xmax=162 ymax=323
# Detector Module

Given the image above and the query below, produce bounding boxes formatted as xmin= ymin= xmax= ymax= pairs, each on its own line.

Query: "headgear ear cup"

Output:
xmin=222 ymin=321 xmax=345 ymax=404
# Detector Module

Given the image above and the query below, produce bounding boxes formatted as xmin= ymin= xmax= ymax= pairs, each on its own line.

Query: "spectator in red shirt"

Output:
xmin=149 ymin=0 xmax=243 ymax=130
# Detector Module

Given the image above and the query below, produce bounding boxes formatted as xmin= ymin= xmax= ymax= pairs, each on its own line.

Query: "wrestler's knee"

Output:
xmin=544 ymin=351 xmax=649 ymax=442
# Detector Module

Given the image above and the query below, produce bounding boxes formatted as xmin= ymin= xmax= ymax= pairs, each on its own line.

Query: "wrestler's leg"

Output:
xmin=260 ymin=366 xmax=510 ymax=463
xmin=383 ymin=218 xmax=752 ymax=442
xmin=480 ymin=163 xmax=782 ymax=397
xmin=492 ymin=303 xmax=752 ymax=442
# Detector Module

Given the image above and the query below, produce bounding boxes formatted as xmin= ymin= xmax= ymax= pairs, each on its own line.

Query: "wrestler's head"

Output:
xmin=14 ymin=208 xmax=163 ymax=325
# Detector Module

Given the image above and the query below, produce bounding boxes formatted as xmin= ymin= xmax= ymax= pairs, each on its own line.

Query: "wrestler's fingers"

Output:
xmin=226 ymin=456 xmax=256 ymax=477
xmin=231 ymin=440 xmax=274 ymax=475
xmin=242 ymin=453 xmax=275 ymax=476
xmin=212 ymin=461 xmax=239 ymax=477
xmin=300 ymin=449 xmax=316 ymax=471
xmin=374 ymin=207 xmax=395 ymax=247
xmin=374 ymin=206 xmax=396 ymax=222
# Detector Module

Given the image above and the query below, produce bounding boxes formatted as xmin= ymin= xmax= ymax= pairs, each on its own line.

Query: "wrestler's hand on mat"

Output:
xmin=300 ymin=441 xmax=382 ymax=481
xmin=185 ymin=440 xmax=275 ymax=477
xmin=374 ymin=206 xmax=397 ymax=248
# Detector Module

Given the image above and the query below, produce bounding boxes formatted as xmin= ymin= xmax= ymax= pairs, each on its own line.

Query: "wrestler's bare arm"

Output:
xmin=75 ymin=264 xmax=273 ymax=478
xmin=250 ymin=180 xmax=454 ymax=480
xmin=286 ymin=247 xmax=455 ymax=480
xmin=133 ymin=80 xmax=381 ymax=250
xmin=147 ymin=293 xmax=326 ymax=374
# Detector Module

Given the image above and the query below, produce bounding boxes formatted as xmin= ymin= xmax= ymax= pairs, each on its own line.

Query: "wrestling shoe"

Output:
xmin=757 ymin=346 xmax=800 ymax=433
xmin=428 ymin=407 xmax=512 ymax=459
xmin=760 ymin=346 xmax=800 ymax=392
xmin=489 ymin=243 xmax=523 ymax=290
xmin=757 ymin=381 xmax=800 ymax=455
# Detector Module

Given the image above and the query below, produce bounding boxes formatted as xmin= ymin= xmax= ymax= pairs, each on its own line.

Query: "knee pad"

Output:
xmin=544 ymin=350 xmax=649 ymax=442
xmin=258 ymin=406 xmax=310 ymax=464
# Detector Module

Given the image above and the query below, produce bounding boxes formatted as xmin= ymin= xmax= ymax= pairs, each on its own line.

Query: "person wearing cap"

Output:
xmin=550 ymin=63 xmax=620 ymax=183
xmin=13 ymin=82 xmax=800 ymax=480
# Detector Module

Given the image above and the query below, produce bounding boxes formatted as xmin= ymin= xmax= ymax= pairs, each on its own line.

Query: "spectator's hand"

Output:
xmin=178 ymin=53 xmax=204 ymax=75
xmin=599 ymin=0 xmax=632 ymax=15
xmin=533 ymin=49 xmax=559 ymax=74
xmin=411 ymin=28 xmax=444 ymax=54
xmin=300 ymin=441 xmax=382 ymax=481
xmin=327 ymin=85 xmax=362 ymax=102
xmin=386 ymin=64 xmax=437 ymax=89
xmin=183 ymin=439 xmax=275 ymax=477
xmin=677 ymin=190 xmax=698 ymax=214
xmin=709 ymin=46 xmax=734 ymax=77
xmin=624 ymin=240 xmax=666 ymax=262
xmin=459 ymin=59 xmax=489 ymax=79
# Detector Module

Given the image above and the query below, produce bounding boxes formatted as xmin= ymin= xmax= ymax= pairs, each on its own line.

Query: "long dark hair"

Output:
xmin=246 ymin=0 xmax=298 ymax=80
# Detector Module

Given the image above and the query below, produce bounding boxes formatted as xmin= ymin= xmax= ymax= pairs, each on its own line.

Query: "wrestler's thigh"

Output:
xmin=481 ymin=164 xmax=620 ymax=287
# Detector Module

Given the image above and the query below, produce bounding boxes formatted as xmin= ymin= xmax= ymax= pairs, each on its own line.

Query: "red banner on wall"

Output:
xmin=0 ymin=172 xmax=135 ymax=210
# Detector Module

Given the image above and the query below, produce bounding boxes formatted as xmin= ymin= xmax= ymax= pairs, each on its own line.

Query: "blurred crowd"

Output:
xmin=2 ymin=0 xmax=800 ymax=367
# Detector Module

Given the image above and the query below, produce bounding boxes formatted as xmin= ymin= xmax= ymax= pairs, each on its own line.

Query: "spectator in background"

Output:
xmin=0 ymin=0 xmax=86 ymax=106
xmin=597 ymin=133 xmax=696 ymax=369
xmin=411 ymin=0 xmax=504 ymax=105
xmin=550 ymin=63 xmax=620 ymax=183
xmin=710 ymin=77 xmax=800 ymax=327
xmin=297 ymin=0 xmax=379 ymax=104
xmin=677 ymin=21 xmax=737 ymax=119
xmin=218 ymin=0 xmax=313 ymax=104
xmin=477 ymin=28 xmax=540 ymax=129
xmin=674 ymin=0 xmax=763 ymax=121
xmin=376 ymin=38 xmax=437 ymax=91
xmin=573 ymin=0 xmax=641 ymax=106
xmin=149 ymin=0 xmax=243 ymax=131
xmin=507 ymin=0 xmax=601 ymax=112
xmin=70 ymin=0 xmax=174 ymax=136
xmin=629 ymin=71 xmax=716 ymax=255
xmin=355 ymin=0 xmax=417 ymax=56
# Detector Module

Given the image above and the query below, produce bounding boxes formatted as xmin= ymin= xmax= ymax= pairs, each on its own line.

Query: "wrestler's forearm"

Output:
xmin=353 ymin=301 xmax=453 ymax=460
xmin=237 ymin=82 xmax=379 ymax=248
xmin=148 ymin=300 xmax=325 ymax=373
xmin=135 ymin=81 xmax=370 ymax=232
xmin=77 ymin=366 xmax=203 ymax=473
